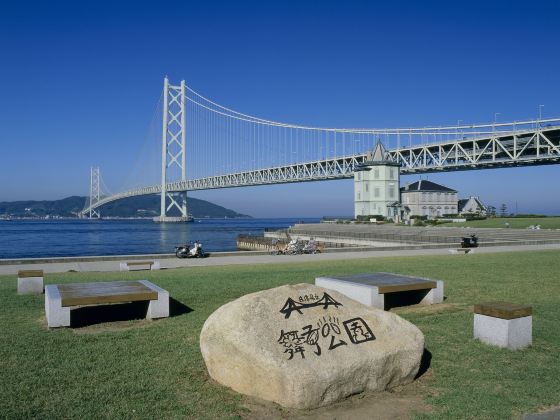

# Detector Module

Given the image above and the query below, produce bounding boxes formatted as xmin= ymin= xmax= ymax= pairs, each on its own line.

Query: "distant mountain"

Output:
xmin=0 ymin=195 xmax=250 ymax=219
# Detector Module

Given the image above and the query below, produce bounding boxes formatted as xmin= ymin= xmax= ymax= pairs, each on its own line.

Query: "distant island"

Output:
xmin=0 ymin=195 xmax=250 ymax=219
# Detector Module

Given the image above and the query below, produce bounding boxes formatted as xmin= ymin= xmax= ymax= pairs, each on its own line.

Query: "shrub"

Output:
xmin=465 ymin=214 xmax=487 ymax=221
xmin=355 ymin=214 xmax=386 ymax=222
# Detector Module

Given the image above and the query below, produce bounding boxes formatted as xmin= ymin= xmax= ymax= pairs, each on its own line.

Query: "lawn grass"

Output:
xmin=1 ymin=250 xmax=559 ymax=419
xmin=448 ymin=217 xmax=560 ymax=229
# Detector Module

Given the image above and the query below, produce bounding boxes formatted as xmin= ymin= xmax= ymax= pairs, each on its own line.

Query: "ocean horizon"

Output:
xmin=0 ymin=218 xmax=320 ymax=259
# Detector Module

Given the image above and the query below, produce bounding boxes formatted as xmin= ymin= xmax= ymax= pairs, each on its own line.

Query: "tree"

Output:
xmin=487 ymin=205 xmax=496 ymax=217
xmin=499 ymin=204 xmax=508 ymax=217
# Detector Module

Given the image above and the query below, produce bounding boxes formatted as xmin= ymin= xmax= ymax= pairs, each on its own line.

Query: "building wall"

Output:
xmin=354 ymin=165 xmax=400 ymax=218
xmin=460 ymin=197 xmax=486 ymax=215
xmin=401 ymin=190 xmax=458 ymax=218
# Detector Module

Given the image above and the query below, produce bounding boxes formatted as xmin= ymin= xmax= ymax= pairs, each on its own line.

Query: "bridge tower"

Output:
xmin=153 ymin=77 xmax=191 ymax=223
xmin=354 ymin=140 xmax=401 ymax=221
xmin=88 ymin=166 xmax=101 ymax=219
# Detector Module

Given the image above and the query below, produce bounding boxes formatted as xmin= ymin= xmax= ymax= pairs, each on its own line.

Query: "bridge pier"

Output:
xmin=155 ymin=77 xmax=192 ymax=223
xmin=153 ymin=216 xmax=192 ymax=223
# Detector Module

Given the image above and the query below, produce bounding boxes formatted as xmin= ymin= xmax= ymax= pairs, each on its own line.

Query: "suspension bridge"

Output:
xmin=80 ymin=77 xmax=560 ymax=220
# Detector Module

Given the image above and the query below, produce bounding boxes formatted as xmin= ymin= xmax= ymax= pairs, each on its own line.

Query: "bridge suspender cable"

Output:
xmin=79 ymin=78 xmax=560 ymax=218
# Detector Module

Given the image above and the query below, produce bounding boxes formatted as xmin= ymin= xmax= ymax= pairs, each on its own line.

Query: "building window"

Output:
xmin=357 ymin=193 xmax=361 ymax=200
xmin=358 ymin=173 xmax=361 ymax=181
xmin=374 ymin=169 xmax=379 ymax=179
xmin=374 ymin=188 xmax=380 ymax=198
xmin=389 ymin=188 xmax=394 ymax=198
xmin=365 ymin=184 xmax=369 ymax=192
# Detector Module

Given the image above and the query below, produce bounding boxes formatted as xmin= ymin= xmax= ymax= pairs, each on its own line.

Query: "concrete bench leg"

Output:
xmin=45 ymin=285 xmax=70 ymax=328
xmin=139 ymin=280 xmax=169 ymax=319
xmin=315 ymin=277 xmax=385 ymax=309
xmin=119 ymin=262 xmax=130 ymax=272
xmin=474 ymin=314 xmax=532 ymax=350
xmin=420 ymin=280 xmax=444 ymax=305
xmin=150 ymin=261 xmax=161 ymax=270
xmin=18 ymin=276 xmax=44 ymax=294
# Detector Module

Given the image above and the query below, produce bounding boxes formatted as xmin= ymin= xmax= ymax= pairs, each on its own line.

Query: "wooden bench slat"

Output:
xmin=474 ymin=301 xmax=532 ymax=320
xmin=58 ymin=281 xmax=158 ymax=307
xmin=378 ymin=280 xmax=437 ymax=294
xmin=126 ymin=261 xmax=154 ymax=266
xmin=18 ymin=270 xmax=44 ymax=278
xmin=325 ymin=273 xmax=437 ymax=294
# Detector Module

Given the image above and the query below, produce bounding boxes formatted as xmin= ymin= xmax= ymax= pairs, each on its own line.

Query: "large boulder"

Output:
xmin=200 ymin=283 xmax=424 ymax=409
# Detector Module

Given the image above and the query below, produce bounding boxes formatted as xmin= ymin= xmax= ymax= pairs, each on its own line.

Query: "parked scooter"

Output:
xmin=302 ymin=239 xmax=320 ymax=254
xmin=175 ymin=240 xmax=207 ymax=258
xmin=460 ymin=234 xmax=478 ymax=248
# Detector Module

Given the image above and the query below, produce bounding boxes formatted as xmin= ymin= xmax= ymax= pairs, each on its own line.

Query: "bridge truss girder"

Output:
xmin=79 ymin=125 xmax=560 ymax=216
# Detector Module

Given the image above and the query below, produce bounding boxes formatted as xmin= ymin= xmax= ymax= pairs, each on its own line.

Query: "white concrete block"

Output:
xmin=421 ymin=280 xmax=444 ymax=305
xmin=315 ymin=277 xmax=384 ymax=309
xmin=449 ymin=249 xmax=472 ymax=255
xmin=18 ymin=276 xmax=44 ymax=294
xmin=474 ymin=313 xmax=532 ymax=350
xmin=139 ymin=280 xmax=169 ymax=319
xmin=45 ymin=285 xmax=70 ymax=328
xmin=150 ymin=261 xmax=161 ymax=270
xmin=119 ymin=262 xmax=129 ymax=272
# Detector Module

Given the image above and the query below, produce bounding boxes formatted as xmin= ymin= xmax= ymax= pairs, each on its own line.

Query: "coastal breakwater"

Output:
xmin=264 ymin=223 xmax=560 ymax=248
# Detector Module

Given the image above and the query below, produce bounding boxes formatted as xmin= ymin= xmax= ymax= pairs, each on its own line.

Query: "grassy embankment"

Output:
xmin=443 ymin=217 xmax=560 ymax=229
xmin=1 ymin=250 xmax=559 ymax=419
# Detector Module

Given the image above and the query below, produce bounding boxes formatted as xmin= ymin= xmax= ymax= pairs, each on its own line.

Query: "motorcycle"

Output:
xmin=302 ymin=240 xmax=321 ymax=254
xmin=460 ymin=234 xmax=478 ymax=248
xmin=175 ymin=241 xmax=207 ymax=258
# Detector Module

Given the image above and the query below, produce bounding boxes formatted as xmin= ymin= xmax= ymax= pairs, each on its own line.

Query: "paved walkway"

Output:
xmin=1 ymin=243 xmax=560 ymax=275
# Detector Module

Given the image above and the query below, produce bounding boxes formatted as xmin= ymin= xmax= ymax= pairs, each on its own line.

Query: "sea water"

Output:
xmin=0 ymin=218 xmax=319 ymax=259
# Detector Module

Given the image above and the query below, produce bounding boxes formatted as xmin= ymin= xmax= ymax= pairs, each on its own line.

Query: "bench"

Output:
xmin=119 ymin=260 xmax=161 ymax=271
xmin=17 ymin=270 xmax=44 ymax=295
xmin=45 ymin=280 xmax=169 ymax=328
xmin=449 ymin=248 xmax=473 ymax=254
xmin=315 ymin=272 xmax=444 ymax=310
xmin=474 ymin=301 xmax=532 ymax=350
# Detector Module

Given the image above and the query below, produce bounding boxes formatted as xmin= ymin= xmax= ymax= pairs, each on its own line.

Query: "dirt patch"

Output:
xmin=37 ymin=313 xmax=157 ymax=334
xmin=522 ymin=405 xmax=560 ymax=420
xmin=242 ymin=370 xmax=434 ymax=420
xmin=394 ymin=302 xmax=468 ymax=316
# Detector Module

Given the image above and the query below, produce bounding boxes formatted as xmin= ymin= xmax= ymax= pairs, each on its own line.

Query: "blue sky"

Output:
xmin=1 ymin=0 xmax=559 ymax=217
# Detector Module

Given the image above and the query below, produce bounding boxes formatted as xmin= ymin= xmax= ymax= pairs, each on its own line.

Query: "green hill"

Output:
xmin=0 ymin=195 xmax=250 ymax=219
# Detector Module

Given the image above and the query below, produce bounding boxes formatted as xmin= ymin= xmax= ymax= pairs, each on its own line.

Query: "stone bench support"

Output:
xmin=474 ymin=302 xmax=532 ymax=350
xmin=138 ymin=280 xmax=170 ymax=319
xmin=45 ymin=284 xmax=71 ymax=328
xmin=17 ymin=270 xmax=44 ymax=295
xmin=315 ymin=272 xmax=444 ymax=310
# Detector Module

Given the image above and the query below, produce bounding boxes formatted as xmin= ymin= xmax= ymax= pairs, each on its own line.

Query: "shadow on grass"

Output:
xmin=414 ymin=348 xmax=432 ymax=379
xmin=170 ymin=297 xmax=193 ymax=316
xmin=70 ymin=297 xmax=193 ymax=328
